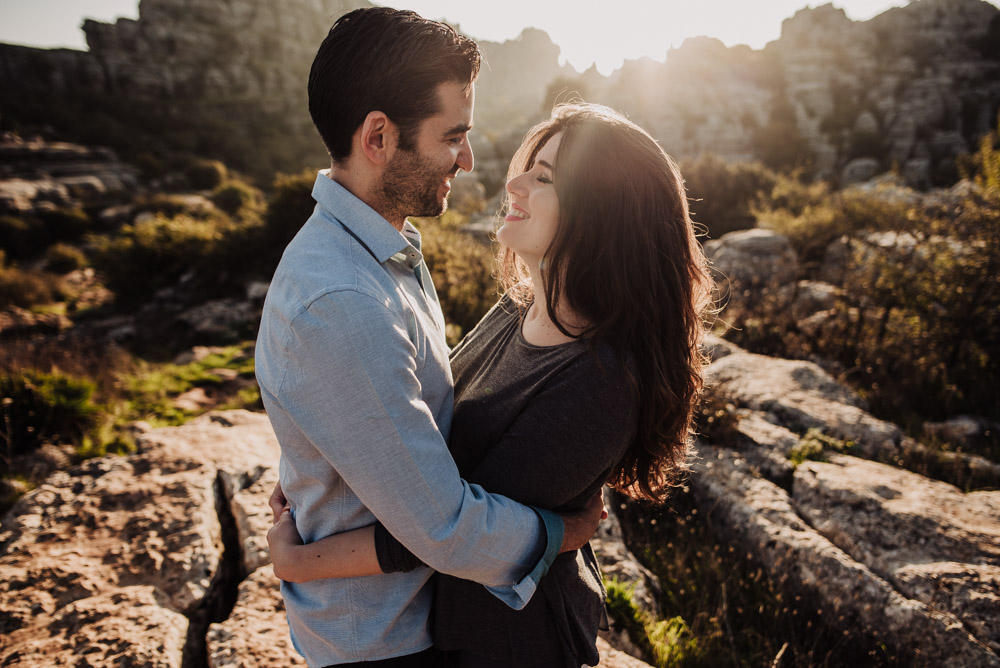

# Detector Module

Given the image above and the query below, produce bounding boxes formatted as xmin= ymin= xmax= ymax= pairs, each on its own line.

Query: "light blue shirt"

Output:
xmin=255 ymin=171 xmax=563 ymax=666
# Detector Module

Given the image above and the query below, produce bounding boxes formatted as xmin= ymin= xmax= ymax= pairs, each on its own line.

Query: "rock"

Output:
xmin=596 ymin=636 xmax=653 ymax=667
xmin=776 ymin=280 xmax=843 ymax=320
xmin=924 ymin=415 xmax=998 ymax=448
xmin=0 ymin=411 xmax=280 ymax=660
xmin=704 ymin=228 xmax=799 ymax=292
xmin=221 ymin=466 xmax=279 ymax=575
xmin=207 ymin=566 xmax=303 ymax=668
xmin=794 ymin=454 xmax=1000 ymax=654
xmin=173 ymin=386 xmax=215 ymax=412
xmin=246 ymin=280 xmax=270 ymax=303
xmin=0 ymin=586 xmax=188 ymax=667
xmin=701 ymin=332 xmax=740 ymax=362
xmin=172 ymin=345 xmax=230 ymax=366
xmin=841 ymin=157 xmax=881 ymax=184
xmin=691 ymin=443 xmax=1000 ymax=666
xmin=593 ymin=491 xmax=661 ymax=617
xmin=0 ymin=306 xmax=72 ymax=338
xmin=176 ymin=299 xmax=257 ymax=340
xmin=705 ymin=350 xmax=903 ymax=459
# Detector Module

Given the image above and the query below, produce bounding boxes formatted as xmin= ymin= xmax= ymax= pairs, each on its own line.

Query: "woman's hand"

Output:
xmin=269 ymin=480 xmax=287 ymax=524
xmin=268 ymin=506 xmax=307 ymax=582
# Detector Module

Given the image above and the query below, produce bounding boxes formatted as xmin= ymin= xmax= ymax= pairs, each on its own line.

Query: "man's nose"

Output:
xmin=457 ymin=136 xmax=474 ymax=173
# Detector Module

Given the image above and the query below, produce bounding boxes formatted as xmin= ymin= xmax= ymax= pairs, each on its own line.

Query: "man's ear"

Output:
xmin=358 ymin=111 xmax=398 ymax=166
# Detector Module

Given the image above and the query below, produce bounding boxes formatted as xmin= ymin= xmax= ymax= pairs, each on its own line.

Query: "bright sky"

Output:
xmin=2 ymin=0 xmax=999 ymax=75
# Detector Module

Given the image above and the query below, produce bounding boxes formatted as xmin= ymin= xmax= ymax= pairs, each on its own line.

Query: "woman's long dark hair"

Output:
xmin=498 ymin=103 xmax=714 ymax=502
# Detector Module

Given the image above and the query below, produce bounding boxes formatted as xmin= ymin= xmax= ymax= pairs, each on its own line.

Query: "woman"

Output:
xmin=268 ymin=103 xmax=713 ymax=667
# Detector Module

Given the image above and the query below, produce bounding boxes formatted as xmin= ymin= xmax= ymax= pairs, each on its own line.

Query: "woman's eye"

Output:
xmin=537 ymin=175 xmax=553 ymax=185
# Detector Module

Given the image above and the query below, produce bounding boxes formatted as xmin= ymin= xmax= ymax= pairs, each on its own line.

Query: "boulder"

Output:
xmin=775 ymin=280 xmax=843 ymax=320
xmin=0 ymin=586 xmax=188 ymax=667
xmin=691 ymin=444 xmax=999 ymax=666
xmin=794 ymin=454 xmax=1000 ymax=654
xmin=207 ymin=566 xmax=303 ymax=668
xmin=0 ymin=411 xmax=281 ymax=660
xmin=705 ymin=350 xmax=903 ymax=459
xmin=841 ymin=157 xmax=881 ymax=184
xmin=176 ymin=299 xmax=258 ymax=341
xmin=704 ymin=228 xmax=799 ymax=291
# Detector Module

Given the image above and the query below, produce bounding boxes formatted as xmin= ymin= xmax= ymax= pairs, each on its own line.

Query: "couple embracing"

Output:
xmin=257 ymin=7 xmax=712 ymax=668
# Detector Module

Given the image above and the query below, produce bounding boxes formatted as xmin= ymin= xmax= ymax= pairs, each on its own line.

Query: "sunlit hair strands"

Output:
xmin=308 ymin=7 xmax=481 ymax=163
xmin=498 ymin=103 xmax=715 ymax=502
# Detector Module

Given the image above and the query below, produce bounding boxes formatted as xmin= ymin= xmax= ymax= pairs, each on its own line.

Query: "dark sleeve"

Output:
xmin=465 ymin=351 xmax=637 ymax=510
xmin=375 ymin=521 xmax=425 ymax=573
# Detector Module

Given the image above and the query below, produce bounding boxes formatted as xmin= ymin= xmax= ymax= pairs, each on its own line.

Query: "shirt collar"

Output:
xmin=312 ymin=169 xmax=410 ymax=263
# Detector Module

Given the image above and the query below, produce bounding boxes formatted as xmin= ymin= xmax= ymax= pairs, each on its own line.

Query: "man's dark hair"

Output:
xmin=308 ymin=7 xmax=481 ymax=163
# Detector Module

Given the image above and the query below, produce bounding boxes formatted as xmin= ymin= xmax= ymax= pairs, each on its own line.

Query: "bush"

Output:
xmin=0 ymin=215 xmax=47 ymax=259
xmin=185 ymin=159 xmax=228 ymax=190
xmin=38 ymin=207 xmax=91 ymax=243
xmin=44 ymin=243 xmax=87 ymax=274
xmin=262 ymin=168 xmax=317 ymax=258
xmin=415 ymin=213 xmax=497 ymax=345
xmin=0 ymin=253 xmax=64 ymax=309
xmin=135 ymin=193 xmax=214 ymax=219
xmin=0 ymin=370 xmax=98 ymax=469
xmin=211 ymin=179 xmax=264 ymax=218
xmin=88 ymin=213 xmax=225 ymax=305
xmin=680 ymin=155 xmax=777 ymax=239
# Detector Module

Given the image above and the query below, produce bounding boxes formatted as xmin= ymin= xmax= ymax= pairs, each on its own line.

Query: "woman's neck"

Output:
xmin=521 ymin=263 xmax=588 ymax=346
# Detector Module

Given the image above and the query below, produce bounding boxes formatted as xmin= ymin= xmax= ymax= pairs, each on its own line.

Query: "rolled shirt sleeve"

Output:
xmin=270 ymin=288 xmax=560 ymax=604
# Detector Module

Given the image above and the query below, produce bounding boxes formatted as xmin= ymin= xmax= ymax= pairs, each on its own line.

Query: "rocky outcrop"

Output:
xmin=3 ymin=0 xmax=998 ymax=185
xmin=0 ymin=410 xmax=652 ymax=666
xmin=0 ymin=410 xmax=286 ymax=666
xmin=689 ymin=335 xmax=1000 ymax=665
xmin=705 ymin=228 xmax=800 ymax=296
xmin=0 ymin=136 xmax=139 ymax=215
xmin=691 ymin=444 xmax=999 ymax=666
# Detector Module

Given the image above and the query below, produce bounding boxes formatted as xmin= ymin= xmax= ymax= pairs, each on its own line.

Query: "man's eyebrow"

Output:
xmin=443 ymin=123 xmax=472 ymax=136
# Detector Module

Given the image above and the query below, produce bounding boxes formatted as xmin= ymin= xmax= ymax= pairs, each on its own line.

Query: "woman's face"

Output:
xmin=497 ymin=131 xmax=562 ymax=267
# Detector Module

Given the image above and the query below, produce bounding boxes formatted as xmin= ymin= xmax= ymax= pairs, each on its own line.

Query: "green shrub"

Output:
xmin=135 ymin=193 xmax=213 ymax=219
xmin=262 ymin=168 xmax=317 ymax=258
xmin=0 ymin=370 xmax=99 ymax=468
xmin=88 ymin=213 xmax=225 ymax=306
xmin=0 ymin=254 xmax=64 ymax=309
xmin=44 ymin=243 xmax=87 ymax=274
xmin=680 ymin=155 xmax=777 ymax=239
xmin=212 ymin=179 xmax=264 ymax=218
xmin=415 ymin=214 xmax=497 ymax=345
xmin=186 ymin=158 xmax=228 ymax=190
xmin=0 ymin=215 xmax=47 ymax=259
xmin=39 ymin=207 xmax=91 ymax=243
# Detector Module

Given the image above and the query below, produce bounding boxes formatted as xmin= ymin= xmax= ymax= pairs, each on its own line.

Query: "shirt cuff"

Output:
xmin=483 ymin=507 xmax=564 ymax=610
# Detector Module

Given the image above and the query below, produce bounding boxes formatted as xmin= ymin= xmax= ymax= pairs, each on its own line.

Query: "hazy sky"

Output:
xmin=2 ymin=0 xmax=999 ymax=75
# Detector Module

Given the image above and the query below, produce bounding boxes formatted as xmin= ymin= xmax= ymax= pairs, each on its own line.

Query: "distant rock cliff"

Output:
xmin=1 ymin=0 xmax=998 ymax=185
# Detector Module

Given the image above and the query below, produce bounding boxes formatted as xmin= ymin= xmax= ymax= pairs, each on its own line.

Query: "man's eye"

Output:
xmin=449 ymin=136 xmax=464 ymax=145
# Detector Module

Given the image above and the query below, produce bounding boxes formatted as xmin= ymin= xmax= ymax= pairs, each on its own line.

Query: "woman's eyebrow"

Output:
xmin=537 ymin=159 xmax=554 ymax=171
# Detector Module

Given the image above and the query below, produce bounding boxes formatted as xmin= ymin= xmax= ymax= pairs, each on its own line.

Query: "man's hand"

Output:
xmin=269 ymin=480 xmax=287 ymax=524
xmin=557 ymin=488 xmax=607 ymax=553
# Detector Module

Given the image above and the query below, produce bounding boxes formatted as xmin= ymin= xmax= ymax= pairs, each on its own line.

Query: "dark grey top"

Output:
xmin=375 ymin=296 xmax=638 ymax=667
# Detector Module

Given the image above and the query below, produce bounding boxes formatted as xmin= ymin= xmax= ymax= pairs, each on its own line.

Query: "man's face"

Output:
xmin=377 ymin=80 xmax=475 ymax=221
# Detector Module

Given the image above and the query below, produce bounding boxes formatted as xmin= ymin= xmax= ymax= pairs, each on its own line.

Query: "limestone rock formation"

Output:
xmin=689 ymin=334 xmax=1000 ymax=665
xmin=691 ymin=444 xmax=999 ymax=666
xmin=705 ymin=228 xmax=800 ymax=294
xmin=2 ymin=0 xmax=998 ymax=184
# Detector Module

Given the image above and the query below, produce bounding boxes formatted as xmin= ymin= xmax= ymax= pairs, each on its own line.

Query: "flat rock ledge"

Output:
xmin=0 ymin=410 xmax=651 ymax=667
xmin=697 ymin=339 xmax=1000 ymax=665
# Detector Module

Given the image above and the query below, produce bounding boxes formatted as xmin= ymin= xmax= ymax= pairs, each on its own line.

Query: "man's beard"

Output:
xmin=376 ymin=148 xmax=452 ymax=221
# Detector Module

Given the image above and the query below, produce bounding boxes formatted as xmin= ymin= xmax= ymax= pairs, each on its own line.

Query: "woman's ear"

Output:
xmin=358 ymin=111 xmax=398 ymax=166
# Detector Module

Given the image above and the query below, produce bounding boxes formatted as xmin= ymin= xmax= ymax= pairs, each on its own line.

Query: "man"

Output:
xmin=255 ymin=8 xmax=604 ymax=666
